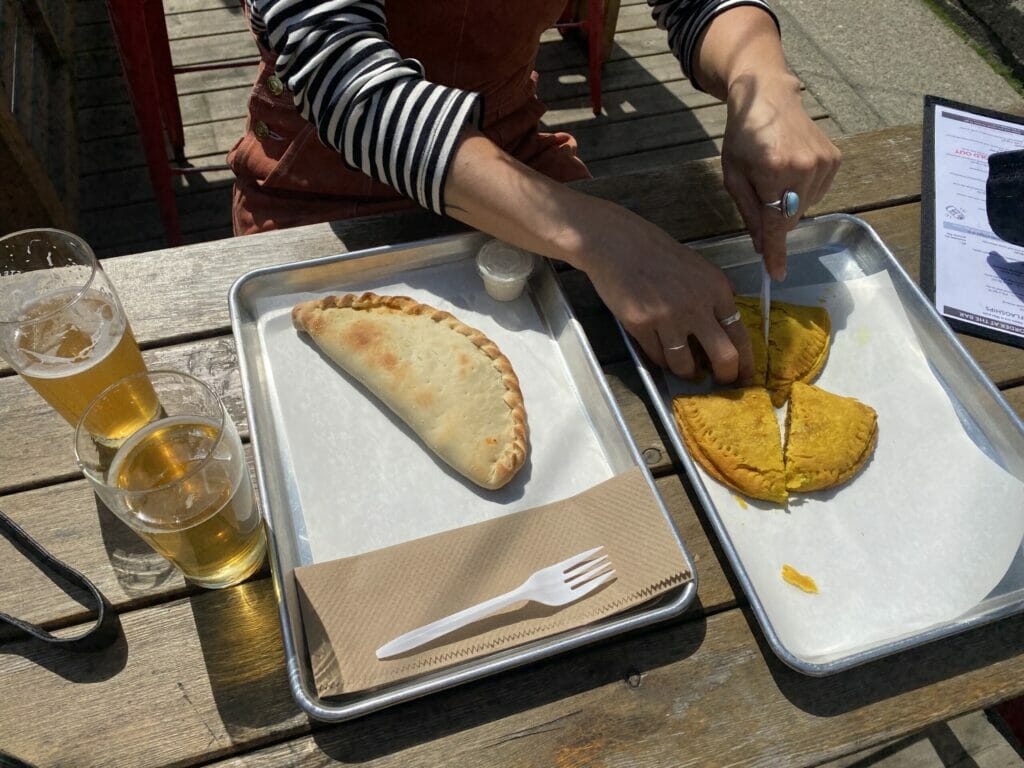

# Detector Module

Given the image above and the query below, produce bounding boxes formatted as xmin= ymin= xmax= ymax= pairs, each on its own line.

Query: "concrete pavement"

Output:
xmin=774 ymin=0 xmax=1022 ymax=134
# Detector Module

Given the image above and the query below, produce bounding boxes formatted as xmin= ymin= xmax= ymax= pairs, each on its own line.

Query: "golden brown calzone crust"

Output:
xmin=292 ymin=293 xmax=528 ymax=490
xmin=735 ymin=296 xmax=768 ymax=385
xmin=734 ymin=297 xmax=831 ymax=406
xmin=673 ymin=387 xmax=788 ymax=504
xmin=783 ymin=381 xmax=877 ymax=492
xmin=767 ymin=302 xmax=831 ymax=407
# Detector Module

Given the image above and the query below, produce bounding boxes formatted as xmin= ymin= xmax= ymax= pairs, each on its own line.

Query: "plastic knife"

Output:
xmin=760 ymin=262 xmax=771 ymax=345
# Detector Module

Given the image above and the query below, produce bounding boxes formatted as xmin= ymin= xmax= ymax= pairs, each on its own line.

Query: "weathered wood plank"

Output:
xmin=216 ymin=609 xmax=1024 ymax=768
xmin=0 ymin=101 xmax=72 ymax=231
xmin=588 ymin=134 xmax=725 ymax=177
xmin=538 ymin=22 xmax=671 ymax=72
xmin=77 ymin=0 xmax=656 ymax=54
xmin=78 ymin=86 xmax=249 ymax=142
xmin=605 ymin=360 xmax=674 ymax=475
xmin=0 ymin=580 xmax=306 ymax=768
xmin=75 ymin=0 xmax=110 ymax=26
xmin=94 ymin=223 xmax=236 ymax=259
xmin=74 ymin=72 xmax=134 ymax=110
xmin=75 ymin=31 xmax=257 ymax=80
xmin=164 ymin=0 xmax=245 ymax=14
xmin=74 ymin=24 xmax=670 ymax=82
xmin=78 ymin=118 xmax=234 ymax=176
xmin=614 ymin=1 xmax=658 ymax=33
xmin=209 ymin=610 xmax=1024 ymax=768
xmin=586 ymin=116 xmax=842 ymax=177
xmin=6 ymin=581 xmax=1020 ymax=768
xmin=78 ymin=183 xmax=236 ymax=247
xmin=566 ymin=88 xmax=826 ymax=160
xmin=551 ymin=50 xmax=687 ymax=99
xmin=78 ymin=164 xmax=235 ymax=214
xmin=545 ymin=75 xmax=780 ymax=130
xmin=164 ymin=6 xmax=250 ymax=39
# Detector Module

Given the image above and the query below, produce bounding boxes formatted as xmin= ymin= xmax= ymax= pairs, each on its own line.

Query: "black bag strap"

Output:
xmin=0 ymin=509 xmax=120 ymax=652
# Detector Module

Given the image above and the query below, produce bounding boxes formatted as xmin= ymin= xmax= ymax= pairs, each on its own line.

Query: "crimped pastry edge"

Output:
xmin=782 ymin=383 xmax=877 ymax=492
xmin=673 ymin=391 xmax=788 ymax=504
xmin=767 ymin=303 xmax=832 ymax=407
xmin=292 ymin=292 xmax=529 ymax=490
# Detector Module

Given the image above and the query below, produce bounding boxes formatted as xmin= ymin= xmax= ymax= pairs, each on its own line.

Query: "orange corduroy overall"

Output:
xmin=228 ymin=1 xmax=592 ymax=235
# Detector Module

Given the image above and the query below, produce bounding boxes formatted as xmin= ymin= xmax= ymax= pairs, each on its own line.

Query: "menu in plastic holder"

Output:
xmin=922 ymin=96 xmax=1024 ymax=349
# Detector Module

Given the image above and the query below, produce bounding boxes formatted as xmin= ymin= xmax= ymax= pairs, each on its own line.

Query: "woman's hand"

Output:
xmin=693 ymin=6 xmax=842 ymax=281
xmin=581 ymin=200 xmax=754 ymax=384
xmin=721 ymin=71 xmax=841 ymax=280
xmin=444 ymin=132 xmax=752 ymax=383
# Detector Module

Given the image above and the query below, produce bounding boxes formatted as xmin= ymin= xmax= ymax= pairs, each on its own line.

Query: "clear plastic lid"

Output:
xmin=475 ymin=239 xmax=535 ymax=301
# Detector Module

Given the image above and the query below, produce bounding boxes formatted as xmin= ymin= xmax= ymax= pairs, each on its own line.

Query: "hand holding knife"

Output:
xmin=759 ymin=189 xmax=800 ymax=344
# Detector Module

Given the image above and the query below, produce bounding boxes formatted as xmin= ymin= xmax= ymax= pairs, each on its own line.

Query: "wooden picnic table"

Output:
xmin=2 ymin=123 xmax=1024 ymax=768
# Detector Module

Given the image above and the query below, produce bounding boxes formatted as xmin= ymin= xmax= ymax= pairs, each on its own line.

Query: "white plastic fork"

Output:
xmin=375 ymin=546 xmax=616 ymax=659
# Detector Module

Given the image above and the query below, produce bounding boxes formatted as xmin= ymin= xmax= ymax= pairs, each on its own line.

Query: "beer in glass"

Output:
xmin=76 ymin=370 xmax=266 ymax=589
xmin=0 ymin=229 xmax=158 ymax=437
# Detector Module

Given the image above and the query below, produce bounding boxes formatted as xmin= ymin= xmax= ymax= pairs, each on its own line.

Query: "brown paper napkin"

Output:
xmin=294 ymin=466 xmax=692 ymax=697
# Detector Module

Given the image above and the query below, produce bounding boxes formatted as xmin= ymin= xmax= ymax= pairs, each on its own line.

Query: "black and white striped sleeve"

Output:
xmin=647 ymin=0 xmax=779 ymax=92
xmin=247 ymin=0 xmax=483 ymax=215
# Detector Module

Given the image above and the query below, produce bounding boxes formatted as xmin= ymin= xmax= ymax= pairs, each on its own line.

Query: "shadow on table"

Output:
xmin=93 ymin=495 xmax=181 ymax=598
xmin=0 ymin=623 xmax=128 ymax=684
xmin=744 ymin=607 xmax=1024 ymax=717
xmin=189 ymin=578 xmax=301 ymax=738
xmin=308 ymin=605 xmax=708 ymax=763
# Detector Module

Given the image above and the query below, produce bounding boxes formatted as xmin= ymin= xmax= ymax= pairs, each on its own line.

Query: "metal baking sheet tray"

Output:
xmin=624 ymin=214 xmax=1024 ymax=676
xmin=229 ymin=231 xmax=697 ymax=720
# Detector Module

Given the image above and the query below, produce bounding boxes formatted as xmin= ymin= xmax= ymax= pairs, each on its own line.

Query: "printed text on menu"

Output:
xmin=933 ymin=106 xmax=1024 ymax=339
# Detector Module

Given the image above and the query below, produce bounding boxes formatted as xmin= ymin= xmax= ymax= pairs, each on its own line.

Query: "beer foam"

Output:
xmin=14 ymin=288 xmax=125 ymax=378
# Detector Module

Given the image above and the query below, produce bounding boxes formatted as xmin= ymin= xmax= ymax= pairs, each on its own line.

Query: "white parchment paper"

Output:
xmin=254 ymin=258 xmax=615 ymax=564
xmin=667 ymin=270 xmax=1024 ymax=663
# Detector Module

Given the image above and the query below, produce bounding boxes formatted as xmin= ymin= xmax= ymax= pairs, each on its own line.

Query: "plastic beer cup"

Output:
xmin=75 ymin=370 xmax=267 ymax=589
xmin=0 ymin=229 xmax=157 ymax=436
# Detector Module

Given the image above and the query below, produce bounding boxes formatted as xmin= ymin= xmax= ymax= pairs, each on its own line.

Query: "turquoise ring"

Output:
xmin=765 ymin=190 xmax=800 ymax=218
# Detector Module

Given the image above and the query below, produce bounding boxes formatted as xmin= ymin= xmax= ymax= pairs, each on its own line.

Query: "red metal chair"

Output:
xmin=555 ymin=0 xmax=607 ymax=115
xmin=105 ymin=0 xmax=257 ymax=246
xmin=105 ymin=0 xmax=607 ymax=247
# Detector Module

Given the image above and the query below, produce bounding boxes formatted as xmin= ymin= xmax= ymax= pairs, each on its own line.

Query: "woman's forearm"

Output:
xmin=692 ymin=5 xmax=795 ymax=101
xmin=442 ymin=130 xmax=609 ymax=272
xmin=442 ymin=129 xmax=756 ymax=385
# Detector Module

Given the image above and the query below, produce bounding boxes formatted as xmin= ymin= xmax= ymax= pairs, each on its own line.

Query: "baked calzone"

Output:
xmin=293 ymin=293 xmax=528 ymax=490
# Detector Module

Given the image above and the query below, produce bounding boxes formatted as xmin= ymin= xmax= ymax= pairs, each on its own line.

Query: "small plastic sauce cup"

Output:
xmin=475 ymin=239 xmax=535 ymax=301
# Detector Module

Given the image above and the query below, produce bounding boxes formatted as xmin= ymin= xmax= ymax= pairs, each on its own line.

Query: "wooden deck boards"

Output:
xmin=73 ymin=0 xmax=836 ymax=257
